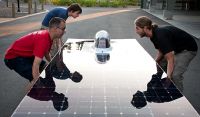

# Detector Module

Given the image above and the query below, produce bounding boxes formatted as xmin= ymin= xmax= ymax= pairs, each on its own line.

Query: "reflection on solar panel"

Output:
xmin=12 ymin=39 xmax=199 ymax=117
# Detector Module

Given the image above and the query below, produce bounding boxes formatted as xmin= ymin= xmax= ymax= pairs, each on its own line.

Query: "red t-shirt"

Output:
xmin=5 ymin=30 xmax=52 ymax=59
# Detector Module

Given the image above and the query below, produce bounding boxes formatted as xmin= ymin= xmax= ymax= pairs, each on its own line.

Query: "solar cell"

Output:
xmin=12 ymin=39 xmax=199 ymax=117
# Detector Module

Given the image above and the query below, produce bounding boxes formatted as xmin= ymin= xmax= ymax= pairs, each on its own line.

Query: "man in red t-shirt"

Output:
xmin=4 ymin=17 xmax=66 ymax=84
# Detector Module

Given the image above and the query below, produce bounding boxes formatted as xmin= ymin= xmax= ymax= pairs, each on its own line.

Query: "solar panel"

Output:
xmin=12 ymin=39 xmax=199 ymax=117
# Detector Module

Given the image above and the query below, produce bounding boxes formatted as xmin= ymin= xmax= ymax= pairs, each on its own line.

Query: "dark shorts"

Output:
xmin=4 ymin=57 xmax=46 ymax=82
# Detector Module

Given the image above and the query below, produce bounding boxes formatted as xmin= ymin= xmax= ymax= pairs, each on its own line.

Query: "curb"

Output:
xmin=0 ymin=10 xmax=48 ymax=24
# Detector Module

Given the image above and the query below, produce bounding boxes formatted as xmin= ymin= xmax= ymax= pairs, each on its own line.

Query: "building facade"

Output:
xmin=141 ymin=0 xmax=200 ymax=11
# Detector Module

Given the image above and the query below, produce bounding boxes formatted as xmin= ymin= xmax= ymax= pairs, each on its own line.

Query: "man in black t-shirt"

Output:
xmin=134 ymin=16 xmax=198 ymax=91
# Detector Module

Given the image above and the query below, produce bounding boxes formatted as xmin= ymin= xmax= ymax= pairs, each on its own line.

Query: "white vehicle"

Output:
xmin=94 ymin=30 xmax=111 ymax=64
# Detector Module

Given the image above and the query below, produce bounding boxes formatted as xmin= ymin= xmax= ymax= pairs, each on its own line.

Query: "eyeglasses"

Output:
xmin=57 ymin=27 xmax=66 ymax=31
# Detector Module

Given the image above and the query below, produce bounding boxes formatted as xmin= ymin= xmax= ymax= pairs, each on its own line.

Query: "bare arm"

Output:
xmin=155 ymin=49 xmax=164 ymax=63
xmin=26 ymin=57 xmax=42 ymax=91
xmin=164 ymin=51 xmax=175 ymax=79
xmin=58 ymin=38 xmax=64 ymax=50
xmin=45 ymin=52 xmax=51 ymax=63
xmin=32 ymin=56 xmax=42 ymax=82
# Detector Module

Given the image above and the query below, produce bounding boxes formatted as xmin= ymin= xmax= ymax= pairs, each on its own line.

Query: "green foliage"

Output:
xmin=109 ymin=0 xmax=127 ymax=8
xmin=39 ymin=0 xmax=44 ymax=3
xmin=51 ymin=0 xmax=139 ymax=7
xmin=74 ymin=0 xmax=85 ymax=6
xmin=97 ymin=0 xmax=109 ymax=7
xmin=82 ymin=0 xmax=96 ymax=7
xmin=51 ymin=0 xmax=68 ymax=6
xmin=127 ymin=0 xmax=139 ymax=5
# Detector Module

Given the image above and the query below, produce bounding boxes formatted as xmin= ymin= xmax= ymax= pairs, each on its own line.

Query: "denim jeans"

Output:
xmin=4 ymin=57 xmax=46 ymax=82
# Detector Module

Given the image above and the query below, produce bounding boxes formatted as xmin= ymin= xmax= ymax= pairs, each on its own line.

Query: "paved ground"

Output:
xmin=0 ymin=6 xmax=200 ymax=117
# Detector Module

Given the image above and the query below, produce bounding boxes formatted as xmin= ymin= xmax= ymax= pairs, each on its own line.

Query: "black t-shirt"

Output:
xmin=150 ymin=26 xmax=198 ymax=55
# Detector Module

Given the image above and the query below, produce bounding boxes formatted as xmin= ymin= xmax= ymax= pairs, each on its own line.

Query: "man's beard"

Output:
xmin=139 ymin=31 xmax=146 ymax=38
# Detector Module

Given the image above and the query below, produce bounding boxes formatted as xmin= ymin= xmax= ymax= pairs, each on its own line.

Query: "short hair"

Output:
xmin=49 ymin=17 xmax=65 ymax=28
xmin=134 ymin=16 xmax=157 ymax=29
xmin=68 ymin=3 xmax=82 ymax=14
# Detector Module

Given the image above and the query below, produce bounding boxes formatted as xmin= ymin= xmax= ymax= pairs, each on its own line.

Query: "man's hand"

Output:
xmin=27 ymin=56 xmax=45 ymax=91
xmin=32 ymin=56 xmax=42 ymax=81
xmin=45 ymin=52 xmax=51 ymax=62
xmin=163 ymin=77 xmax=172 ymax=88
xmin=164 ymin=51 xmax=175 ymax=79
xmin=26 ymin=78 xmax=42 ymax=92
xmin=26 ymin=80 xmax=37 ymax=92
xmin=155 ymin=49 xmax=164 ymax=63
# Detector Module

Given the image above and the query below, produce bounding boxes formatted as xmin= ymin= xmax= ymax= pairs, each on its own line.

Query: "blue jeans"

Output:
xmin=4 ymin=57 xmax=46 ymax=82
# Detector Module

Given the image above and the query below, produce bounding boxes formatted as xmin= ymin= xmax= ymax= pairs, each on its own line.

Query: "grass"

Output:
xmin=51 ymin=0 xmax=140 ymax=7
